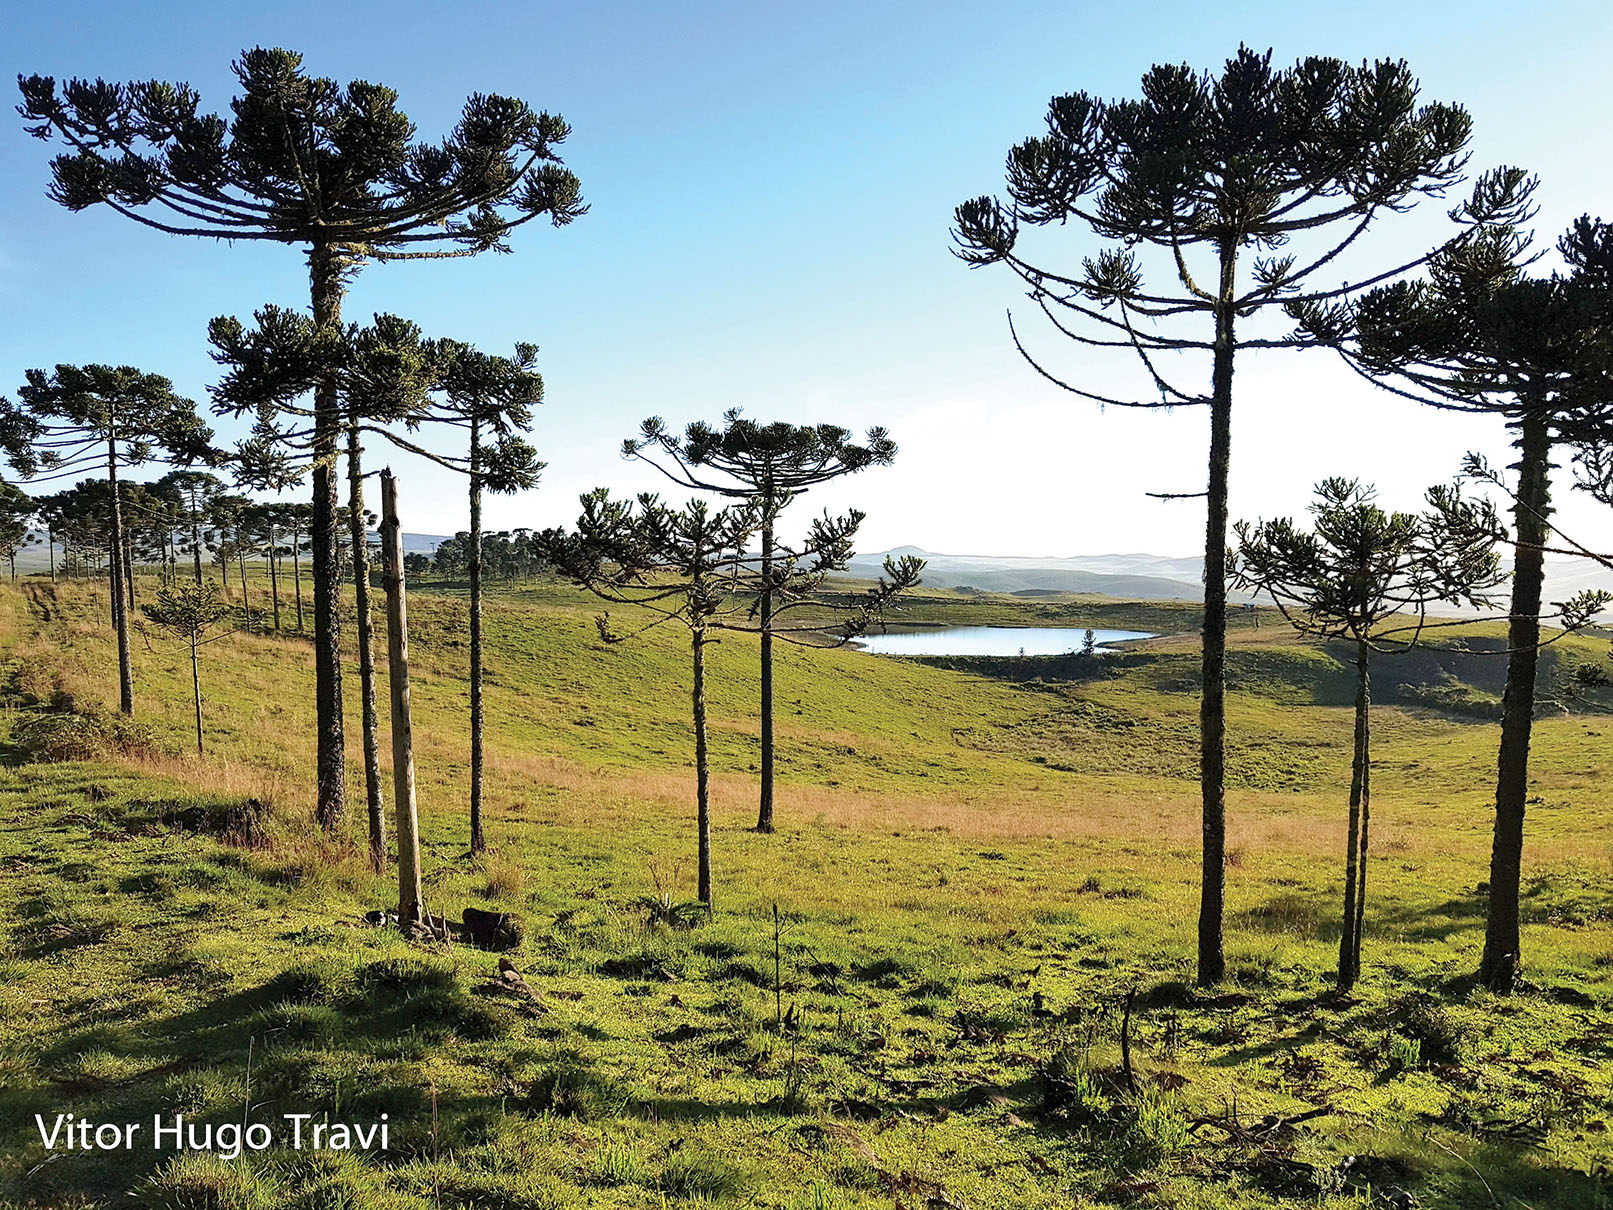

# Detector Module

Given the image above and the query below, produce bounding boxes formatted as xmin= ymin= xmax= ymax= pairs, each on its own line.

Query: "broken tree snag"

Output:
xmin=381 ymin=469 xmax=424 ymax=933
xmin=462 ymin=906 xmax=523 ymax=950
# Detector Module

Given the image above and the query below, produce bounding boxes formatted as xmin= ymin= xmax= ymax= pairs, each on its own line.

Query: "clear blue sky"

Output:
xmin=4 ymin=0 xmax=1612 ymax=556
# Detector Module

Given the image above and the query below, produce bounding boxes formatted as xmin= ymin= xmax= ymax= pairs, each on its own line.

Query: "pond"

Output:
xmin=853 ymin=625 xmax=1156 ymax=657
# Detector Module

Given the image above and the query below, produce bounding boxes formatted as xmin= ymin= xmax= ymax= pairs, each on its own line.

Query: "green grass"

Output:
xmin=0 ymin=573 xmax=1610 ymax=1208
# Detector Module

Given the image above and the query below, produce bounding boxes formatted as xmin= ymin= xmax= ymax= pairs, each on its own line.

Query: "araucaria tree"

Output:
xmin=0 ymin=365 xmax=211 ymax=714
xmin=0 ymin=483 xmax=35 ymax=579
xmin=625 ymin=412 xmax=897 ymax=833
xmin=213 ymin=306 xmax=439 ymax=867
xmin=539 ymin=492 xmax=762 ymax=909
xmin=951 ymin=47 xmax=1523 ymax=984
xmin=429 ymin=341 xmax=545 ymax=855
xmin=1232 ymin=478 xmax=1502 ymax=987
xmin=539 ymin=490 xmax=922 ymax=907
xmin=1293 ymin=218 xmax=1613 ymax=992
xmin=21 ymin=48 xmax=586 ymax=830
xmin=142 ymin=577 xmax=231 ymax=755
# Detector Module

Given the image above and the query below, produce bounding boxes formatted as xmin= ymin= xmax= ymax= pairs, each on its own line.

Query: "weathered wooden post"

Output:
xmin=381 ymin=469 xmax=424 ymax=932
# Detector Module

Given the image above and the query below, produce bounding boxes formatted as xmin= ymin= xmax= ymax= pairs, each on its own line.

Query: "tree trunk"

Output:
xmin=309 ymin=246 xmax=347 ymax=831
xmin=347 ymin=420 xmax=386 ymax=871
xmin=1481 ymin=414 xmax=1552 ymax=992
xmin=191 ymin=637 xmax=204 ymax=757
xmin=1338 ymin=638 xmax=1371 ymax=988
xmin=693 ymin=624 xmax=712 ymax=907
xmin=382 ymin=470 xmax=423 ymax=931
xmin=268 ymin=523 xmax=281 ymax=631
xmin=48 ymin=525 xmax=55 ymax=581
xmin=1353 ymin=730 xmax=1372 ymax=979
xmin=1197 ymin=241 xmax=1236 ymax=987
xmin=238 ymin=546 xmax=251 ymax=634
xmin=293 ymin=529 xmax=304 ymax=631
xmin=124 ymin=533 xmax=136 ymax=613
xmin=469 ymin=418 xmax=486 ymax=854
xmin=107 ymin=438 xmax=133 ymax=716
xmin=756 ymin=504 xmax=776 ymax=833
xmin=191 ymin=514 xmax=203 ymax=585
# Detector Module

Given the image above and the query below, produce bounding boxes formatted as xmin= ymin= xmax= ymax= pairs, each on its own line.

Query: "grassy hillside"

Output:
xmin=0 ymin=574 xmax=1610 ymax=1209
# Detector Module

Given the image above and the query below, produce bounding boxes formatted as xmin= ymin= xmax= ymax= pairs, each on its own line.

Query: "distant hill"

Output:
xmin=849 ymin=546 xmax=1613 ymax=612
xmin=846 ymin=547 xmax=1207 ymax=600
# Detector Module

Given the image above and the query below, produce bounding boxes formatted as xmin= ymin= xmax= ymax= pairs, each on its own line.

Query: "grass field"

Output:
xmin=0 ymin=572 xmax=1610 ymax=1209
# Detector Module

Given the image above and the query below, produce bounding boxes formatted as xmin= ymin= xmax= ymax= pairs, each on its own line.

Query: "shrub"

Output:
xmin=14 ymin=710 xmax=165 ymax=762
xmin=1037 ymin=1043 xmax=1114 ymax=1123
xmin=659 ymin=1147 xmax=744 ymax=1200
xmin=1385 ymin=994 xmax=1465 ymax=1065
xmin=527 ymin=1061 xmax=629 ymax=1121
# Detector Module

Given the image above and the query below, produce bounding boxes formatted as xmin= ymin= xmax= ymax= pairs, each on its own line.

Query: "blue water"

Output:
xmin=854 ymin=625 xmax=1155 ymax=657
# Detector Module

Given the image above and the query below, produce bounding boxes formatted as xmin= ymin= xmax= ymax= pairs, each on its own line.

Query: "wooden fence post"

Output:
xmin=381 ymin=469 xmax=424 ymax=932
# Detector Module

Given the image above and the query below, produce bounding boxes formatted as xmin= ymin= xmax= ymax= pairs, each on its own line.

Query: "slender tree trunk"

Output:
xmin=382 ymin=470 xmax=423 ymax=931
xmin=469 ymin=419 xmax=486 ymax=854
xmin=1338 ymin=639 xmax=1371 ymax=988
xmin=124 ymin=534 xmax=136 ymax=613
xmin=191 ymin=637 xmax=204 ymax=757
xmin=48 ymin=525 xmax=55 ymax=582
xmin=693 ymin=624 xmax=712 ymax=906
xmin=268 ymin=524 xmax=281 ymax=631
xmin=1353 ymin=734 xmax=1372 ymax=978
xmin=1481 ymin=414 xmax=1552 ymax=992
xmin=1197 ymin=242 xmax=1236 ymax=987
xmin=107 ymin=439 xmax=133 ymax=716
xmin=238 ymin=546 xmax=251 ymax=634
xmin=347 ymin=421 xmax=386 ymax=871
xmin=756 ymin=503 xmax=776 ymax=833
xmin=293 ymin=530 xmax=304 ymax=632
xmin=309 ymin=246 xmax=347 ymax=831
xmin=191 ymin=514 xmax=203 ymax=585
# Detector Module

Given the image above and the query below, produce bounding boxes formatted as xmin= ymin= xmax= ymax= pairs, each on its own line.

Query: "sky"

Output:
xmin=3 ymin=0 xmax=1612 ymax=559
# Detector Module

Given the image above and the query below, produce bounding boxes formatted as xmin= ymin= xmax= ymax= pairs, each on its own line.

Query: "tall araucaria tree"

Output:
xmin=540 ymin=491 xmax=761 ymax=909
xmin=212 ymin=306 xmax=439 ymax=866
xmin=1293 ymin=218 xmax=1613 ymax=992
xmin=951 ymin=47 xmax=1526 ymax=985
xmin=1232 ymin=478 xmax=1503 ymax=988
xmin=0 ymin=365 xmax=212 ymax=714
xmin=20 ymin=47 xmax=586 ymax=829
xmin=421 ymin=340 xmax=544 ymax=855
xmin=624 ymin=411 xmax=897 ymax=833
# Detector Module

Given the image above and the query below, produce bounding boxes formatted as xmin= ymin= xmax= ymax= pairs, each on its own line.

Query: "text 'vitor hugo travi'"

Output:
xmin=36 ymin=1113 xmax=389 ymax=1159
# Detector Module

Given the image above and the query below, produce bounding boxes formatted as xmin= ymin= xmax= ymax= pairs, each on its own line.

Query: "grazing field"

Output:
xmin=1 ymin=575 xmax=1610 ymax=1209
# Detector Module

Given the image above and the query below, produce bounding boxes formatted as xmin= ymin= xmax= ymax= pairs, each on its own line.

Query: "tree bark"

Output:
xmin=309 ymin=246 xmax=347 ymax=831
xmin=268 ymin=523 xmax=281 ymax=631
xmin=755 ymin=503 xmax=776 ymax=833
xmin=693 ymin=624 xmax=712 ymax=906
xmin=124 ymin=533 xmax=136 ymax=614
xmin=381 ymin=470 xmax=423 ymax=931
xmin=469 ymin=418 xmax=486 ymax=854
xmin=1481 ymin=413 xmax=1552 ymax=992
xmin=1197 ymin=240 xmax=1236 ymax=987
xmin=106 ymin=438 xmax=133 ymax=715
xmin=293 ymin=528 xmax=304 ymax=631
xmin=1338 ymin=638 xmax=1371 ymax=988
xmin=347 ymin=420 xmax=386 ymax=871
xmin=190 ymin=637 xmax=204 ymax=756
xmin=238 ymin=546 xmax=251 ymax=633
xmin=190 ymin=511 xmax=203 ymax=585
